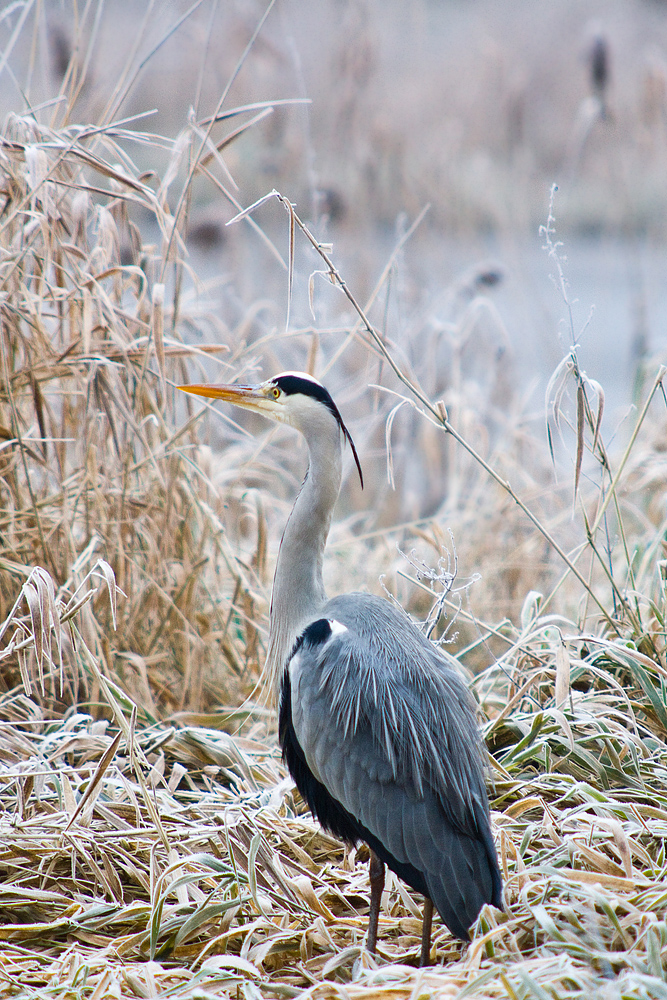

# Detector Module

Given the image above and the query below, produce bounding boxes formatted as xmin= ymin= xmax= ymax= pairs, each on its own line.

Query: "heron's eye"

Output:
xmin=272 ymin=387 xmax=281 ymax=399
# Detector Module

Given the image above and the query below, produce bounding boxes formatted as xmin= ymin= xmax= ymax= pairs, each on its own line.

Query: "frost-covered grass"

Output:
xmin=2 ymin=4 xmax=667 ymax=997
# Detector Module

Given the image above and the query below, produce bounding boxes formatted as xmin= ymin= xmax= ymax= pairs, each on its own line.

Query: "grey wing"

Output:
xmin=289 ymin=598 xmax=502 ymax=938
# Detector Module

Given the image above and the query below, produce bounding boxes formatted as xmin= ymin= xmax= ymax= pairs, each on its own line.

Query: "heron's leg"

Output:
xmin=367 ymin=850 xmax=385 ymax=954
xmin=420 ymin=897 xmax=434 ymax=966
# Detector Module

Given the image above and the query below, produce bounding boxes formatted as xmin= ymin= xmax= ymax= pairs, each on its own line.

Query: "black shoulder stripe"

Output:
xmin=288 ymin=619 xmax=332 ymax=665
xmin=302 ymin=618 xmax=332 ymax=647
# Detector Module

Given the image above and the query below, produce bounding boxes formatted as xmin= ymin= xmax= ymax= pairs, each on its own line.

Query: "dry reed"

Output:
xmin=2 ymin=5 xmax=667 ymax=999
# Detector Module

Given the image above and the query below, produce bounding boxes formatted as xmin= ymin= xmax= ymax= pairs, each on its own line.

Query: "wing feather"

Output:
xmin=287 ymin=592 xmax=502 ymax=939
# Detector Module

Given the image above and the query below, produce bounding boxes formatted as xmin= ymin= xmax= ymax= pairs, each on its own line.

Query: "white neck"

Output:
xmin=265 ymin=421 xmax=343 ymax=701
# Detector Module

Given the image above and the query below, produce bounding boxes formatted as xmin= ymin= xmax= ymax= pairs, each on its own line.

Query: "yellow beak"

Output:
xmin=178 ymin=383 xmax=273 ymax=413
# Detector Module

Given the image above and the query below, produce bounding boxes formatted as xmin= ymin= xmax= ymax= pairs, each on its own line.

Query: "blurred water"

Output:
xmin=181 ymin=221 xmax=667 ymax=435
xmin=495 ymin=235 xmax=667 ymax=420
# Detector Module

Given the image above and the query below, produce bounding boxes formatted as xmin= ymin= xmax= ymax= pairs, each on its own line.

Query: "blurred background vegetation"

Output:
xmin=2 ymin=0 xmax=667 ymax=715
xmin=7 ymin=0 xmax=667 ymax=237
xmin=5 ymin=0 xmax=667 ymax=412
xmin=4 ymin=3 xmax=667 ymax=994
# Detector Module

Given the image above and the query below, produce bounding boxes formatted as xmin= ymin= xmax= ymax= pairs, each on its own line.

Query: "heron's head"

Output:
xmin=179 ymin=371 xmax=363 ymax=486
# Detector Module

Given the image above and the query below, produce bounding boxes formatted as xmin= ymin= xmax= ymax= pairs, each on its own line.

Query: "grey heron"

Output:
xmin=181 ymin=371 xmax=502 ymax=965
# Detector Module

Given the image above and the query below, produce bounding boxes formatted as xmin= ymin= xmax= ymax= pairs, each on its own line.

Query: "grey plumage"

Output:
xmin=288 ymin=592 xmax=499 ymax=941
xmin=180 ymin=370 xmax=502 ymax=963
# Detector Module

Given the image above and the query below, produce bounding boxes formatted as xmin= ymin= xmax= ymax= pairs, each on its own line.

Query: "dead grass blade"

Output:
xmin=4 ymin=10 xmax=667 ymax=999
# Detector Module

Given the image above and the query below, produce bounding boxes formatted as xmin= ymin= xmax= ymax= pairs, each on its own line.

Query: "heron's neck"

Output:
xmin=266 ymin=429 xmax=342 ymax=699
